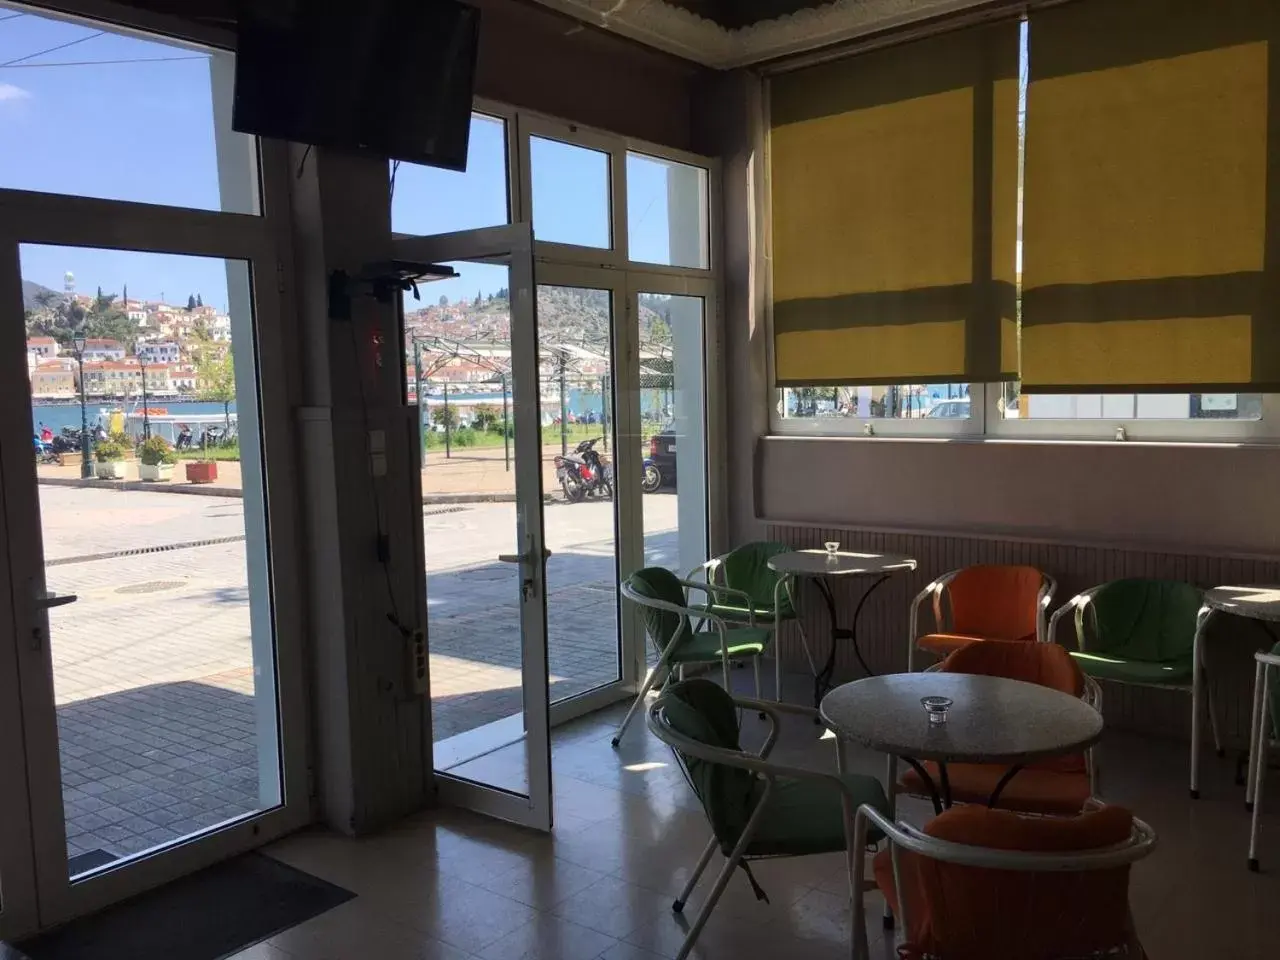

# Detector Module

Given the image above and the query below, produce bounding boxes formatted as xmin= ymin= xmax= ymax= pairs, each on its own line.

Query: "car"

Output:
xmin=926 ymin=397 xmax=971 ymax=419
xmin=646 ymin=425 xmax=678 ymax=489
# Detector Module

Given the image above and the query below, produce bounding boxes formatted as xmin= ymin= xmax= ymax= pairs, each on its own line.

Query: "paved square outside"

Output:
xmin=40 ymin=484 xmax=677 ymax=872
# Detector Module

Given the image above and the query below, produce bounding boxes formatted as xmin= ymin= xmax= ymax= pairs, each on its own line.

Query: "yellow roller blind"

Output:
xmin=769 ymin=22 xmax=1019 ymax=387
xmin=1021 ymin=0 xmax=1280 ymax=393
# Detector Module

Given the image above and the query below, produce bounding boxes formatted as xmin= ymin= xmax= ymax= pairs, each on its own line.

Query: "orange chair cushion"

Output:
xmin=942 ymin=637 xmax=1085 ymax=697
xmin=874 ymin=805 xmax=1137 ymax=960
xmin=916 ymin=632 xmax=1037 ymax=659
xmin=947 ymin=564 xmax=1045 ymax=640
xmin=899 ymin=761 xmax=1090 ymax=816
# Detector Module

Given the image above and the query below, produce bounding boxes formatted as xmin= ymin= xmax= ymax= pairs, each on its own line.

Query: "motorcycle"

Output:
xmin=33 ymin=436 xmax=63 ymax=466
xmin=555 ymin=437 xmax=613 ymax=502
xmin=642 ymin=457 xmax=662 ymax=494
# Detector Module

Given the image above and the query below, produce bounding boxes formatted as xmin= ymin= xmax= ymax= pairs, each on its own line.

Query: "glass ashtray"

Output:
xmin=921 ymin=696 xmax=954 ymax=725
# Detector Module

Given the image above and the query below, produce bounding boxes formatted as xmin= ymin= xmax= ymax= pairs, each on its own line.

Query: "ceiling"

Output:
xmin=662 ymin=0 xmax=834 ymax=30
xmin=528 ymin=0 xmax=999 ymax=67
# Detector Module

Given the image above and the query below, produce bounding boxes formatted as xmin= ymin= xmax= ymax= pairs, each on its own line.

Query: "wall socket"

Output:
xmin=406 ymin=627 xmax=427 ymax=697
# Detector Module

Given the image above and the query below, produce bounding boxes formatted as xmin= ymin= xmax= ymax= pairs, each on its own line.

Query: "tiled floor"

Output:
xmin=252 ymin=676 xmax=1280 ymax=960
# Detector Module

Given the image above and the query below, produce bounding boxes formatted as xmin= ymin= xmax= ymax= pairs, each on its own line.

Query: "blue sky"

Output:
xmin=1 ymin=5 xmax=692 ymax=314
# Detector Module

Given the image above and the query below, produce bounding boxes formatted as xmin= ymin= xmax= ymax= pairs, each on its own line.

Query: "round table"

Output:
xmin=1191 ymin=586 xmax=1280 ymax=799
xmin=820 ymin=673 xmax=1104 ymax=814
xmin=767 ymin=549 xmax=916 ymax=707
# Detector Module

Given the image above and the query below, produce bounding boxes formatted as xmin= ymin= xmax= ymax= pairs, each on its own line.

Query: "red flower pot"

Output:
xmin=185 ymin=461 xmax=219 ymax=484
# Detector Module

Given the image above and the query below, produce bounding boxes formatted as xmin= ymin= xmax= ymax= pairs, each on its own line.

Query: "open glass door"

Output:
xmin=393 ymin=223 xmax=553 ymax=831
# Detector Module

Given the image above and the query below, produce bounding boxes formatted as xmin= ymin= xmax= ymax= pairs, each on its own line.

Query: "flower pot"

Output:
xmin=95 ymin=460 xmax=127 ymax=480
xmin=185 ymin=461 xmax=218 ymax=484
xmin=139 ymin=462 xmax=175 ymax=482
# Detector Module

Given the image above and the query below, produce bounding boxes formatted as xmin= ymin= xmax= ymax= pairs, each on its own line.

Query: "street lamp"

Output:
xmin=138 ymin=355 xmax=150 ymax=439
xmin=71 ymin=333 xmax=91 ymax=478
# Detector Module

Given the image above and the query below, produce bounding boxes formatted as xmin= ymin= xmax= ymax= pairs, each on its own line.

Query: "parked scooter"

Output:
xmin=33 ymin=435 xmax=62 ymax=466
xmin=555 ymin=437 xmax=613 ymax=502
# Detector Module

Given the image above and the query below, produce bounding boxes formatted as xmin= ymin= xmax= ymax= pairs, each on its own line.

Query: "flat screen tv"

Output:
xmin=232 ymin=1 xmax=480 ymax=172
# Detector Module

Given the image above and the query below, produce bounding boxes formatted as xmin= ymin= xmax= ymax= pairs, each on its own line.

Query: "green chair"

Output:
xmin=1247 ymin=641 xmax=1280 ymax=871
xmin=689 ymin=541 xmax=817 ymax=701
xmin=1048 ymin=578 xmax=1223 ymax=796
xmin=613 ymin=567 xmax=772 ymax=746
xmin=648 ymin=679 xmax=889 ymax=960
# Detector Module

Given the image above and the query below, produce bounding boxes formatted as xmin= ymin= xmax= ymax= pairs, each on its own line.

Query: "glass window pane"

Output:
xmin=391 ymin=113 xmax=509 ymax=235
xmin=776 ymin=385 xmax=973 ymax=421
xmin=639 ymin=293 xmax=707 ymax=579
xmin=998 ymin=384 xmax=1262 ymax=420
xmin=626 ymin=152 xmax=709 ymax=269
xmin=22 ymin=244 xmax=280 ymax=876
xmin=0 ymin=4 xmax=258 ymax=214
xmin=530 ymin=136 xmax=610 ymax=248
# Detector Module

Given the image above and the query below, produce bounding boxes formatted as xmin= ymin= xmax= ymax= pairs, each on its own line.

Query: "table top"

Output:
xmin=820 ymin=673 xmax=1103 ymax=764
xmin=1204 ymin=585 xmax=1280 ymax=623
xmin=767 ymin=549 xmax=916 ymax=579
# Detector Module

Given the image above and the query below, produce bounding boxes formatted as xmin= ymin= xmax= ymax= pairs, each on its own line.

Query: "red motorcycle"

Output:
xmin=555 ymin=437 xmax=613 ymax=503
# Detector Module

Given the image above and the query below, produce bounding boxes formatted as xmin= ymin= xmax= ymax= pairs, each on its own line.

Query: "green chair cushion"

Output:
xmin=1069 ymin=651 xmax=1194 ymax=686
xmin=745 ymin=773 xmax=889 ymax=857
xmin=661 ymin=679 xmax=887 ymax=857
xmin=668 ymin=627 xmax=771 ymax=664
xmin=720 ymin=541 xmax=797 ymax=620
xmin=629 ymin=567 xmax=691 ymax=656
xmin=1088 ymin=579 xmax=1202 ymax=667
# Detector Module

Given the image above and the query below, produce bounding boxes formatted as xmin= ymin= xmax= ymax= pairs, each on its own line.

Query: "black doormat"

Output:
xmin=11 ymin=852 xmax=354 ymax=960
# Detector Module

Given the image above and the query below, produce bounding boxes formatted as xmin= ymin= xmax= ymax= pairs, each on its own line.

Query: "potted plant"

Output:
xmin=185 ymin=431 xmax=219 ymax=484
xmin=139 ymin=435 xmax=176 ymax=482
xmin=94 ymin=439 xmax=128 ymax=480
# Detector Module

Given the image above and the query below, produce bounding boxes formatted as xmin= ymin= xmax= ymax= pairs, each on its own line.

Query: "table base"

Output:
xmin=811 ymin=573 xmax=889 ymax=708
xmin=900 ymin=758 xmax=1026 ymax=815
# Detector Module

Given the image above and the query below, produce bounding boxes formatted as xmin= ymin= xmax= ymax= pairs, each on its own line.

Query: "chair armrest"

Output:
xmin=685 ymin=558 xmax=721 ymax=584
xmin=1047 ymin=586 xmax=1103 ymax=651
xmin=620 ymin=580 xmax=731 ymax=633
xmin=1256 ymin=650 xmax=1280 ymax=668
xmin=908 ymin=572 xmax=957 ymax=671
xmin=676 ymin=578 xmax=758 ymax=623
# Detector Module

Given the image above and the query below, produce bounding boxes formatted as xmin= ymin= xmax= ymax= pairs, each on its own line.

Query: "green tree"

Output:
xmin=471 ymin=403 xmax=500 ymax=431
xmin=196 ymin=293 xmax=203 ymax=308
xmin=196 ymin=347 xmax=236 ymax=435
xmin=438 ymin=294 xmax=449 ymax=308
xmin=430 ymin=404 xmax=457 ymax=430
xmin=186 ymin=294 xmax=197 ymax=312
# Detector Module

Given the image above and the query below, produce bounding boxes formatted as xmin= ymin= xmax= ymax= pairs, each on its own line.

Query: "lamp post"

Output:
xmin=71 ymin=334 xmax=92 ymax=478
xmin=138 ymin=355 xmax=150 ymax=439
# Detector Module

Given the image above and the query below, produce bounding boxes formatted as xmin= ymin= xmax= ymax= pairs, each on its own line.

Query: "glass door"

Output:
xmin=0 ymin=199 xmax=309 ymax=931
xmin=392 ymin=224 xmax=553 ymax=830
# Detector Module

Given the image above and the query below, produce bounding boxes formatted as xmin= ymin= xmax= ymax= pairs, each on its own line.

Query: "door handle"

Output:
xmin=497 ymin=549 xmax=552 ymax=564
xmin=35 ymin=592 xmax=78 ymax=610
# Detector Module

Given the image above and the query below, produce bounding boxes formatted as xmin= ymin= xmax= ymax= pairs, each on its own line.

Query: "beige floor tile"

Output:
xmin=474 ymin=914 xmax=618 ymax=960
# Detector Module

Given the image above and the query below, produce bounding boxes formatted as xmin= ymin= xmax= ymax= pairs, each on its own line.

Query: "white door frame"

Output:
xmin=0 ymin=172 xmax=311 ymax=932
xmin=391 ymin=223 xmax=554 ymax=832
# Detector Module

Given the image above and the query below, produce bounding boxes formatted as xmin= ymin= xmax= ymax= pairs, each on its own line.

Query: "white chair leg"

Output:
xmin=674 ymin=826 xmax=757 ymax=960
xmin=1249 ymin=666 xmax=1271 ymax=872
xmin=1190 ymin=609 xmax=1209 ymax=798
xmin=753 ymin=656 xmax=762 ymax=700
xmin=673 ymin=837 xmax=718 ymax=913
xmin=845 ymin=796 xmax=868 ymax=960
xmin=612 ymin=666 xmax=665 ymax=747
xmin=883 ymin=754 xmax=898 ymax=930
xmin=1206 ymin=671 xmax=1224 ymax=757
xmin=775 ymin=639 xmax=784 ymax=702
xmin=795 ymin=619 xmax=819 ymax=677
xmin=1248 ymin=660 xmax=1266 ymax=809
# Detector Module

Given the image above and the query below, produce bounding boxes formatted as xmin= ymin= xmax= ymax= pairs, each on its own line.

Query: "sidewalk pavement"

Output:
xmin=35 ymin=442 xmax=597 ymax=501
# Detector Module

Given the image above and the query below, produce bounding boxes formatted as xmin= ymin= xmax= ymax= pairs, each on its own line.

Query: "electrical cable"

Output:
xmin=295 ymin=144 xmax=313 ymax=180
xmin=0 ymin=55 xmax=203 ymax=68
xmin=389 ymin=160 xmax=401 ymax=203
xmin=0 ymin=29 xmax=104 ymax=67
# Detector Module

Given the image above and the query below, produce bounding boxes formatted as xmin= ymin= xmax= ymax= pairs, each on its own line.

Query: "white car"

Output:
xmin=925 ymin=397 xmax=971 ymax=419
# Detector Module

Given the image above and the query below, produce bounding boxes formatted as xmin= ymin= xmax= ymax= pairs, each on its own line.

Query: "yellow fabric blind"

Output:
xmin=1021 ymin=0 xmax=1280 ymax=393
xmin=769 ymin=23 xmax=1020 ymax=387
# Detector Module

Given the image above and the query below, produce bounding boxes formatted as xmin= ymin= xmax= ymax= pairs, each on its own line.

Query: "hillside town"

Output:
xmin=23 ymin=277 xmax=233 ymax=401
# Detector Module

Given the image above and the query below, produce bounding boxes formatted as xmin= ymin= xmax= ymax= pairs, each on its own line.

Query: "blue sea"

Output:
xmin=32 ymin=401 xmax=236 ymax=436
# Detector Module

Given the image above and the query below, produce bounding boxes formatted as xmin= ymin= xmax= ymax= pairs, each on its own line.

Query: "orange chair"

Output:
xmin=908 ymin=565 xmax=1056 ymax=671
xmin=856 ymin=803 xmax=1154 ymax=960
xmin=898 ymin=640 xmax=1100 ymax=815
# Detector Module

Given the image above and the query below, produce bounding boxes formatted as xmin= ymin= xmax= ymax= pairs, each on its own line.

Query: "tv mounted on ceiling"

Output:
xmin=232 ymin=0 xmax=480 ymax=172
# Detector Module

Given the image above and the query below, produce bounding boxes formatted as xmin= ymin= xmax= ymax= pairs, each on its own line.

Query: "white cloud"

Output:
xmin=0 ymin=83 xmax=32 ymax=102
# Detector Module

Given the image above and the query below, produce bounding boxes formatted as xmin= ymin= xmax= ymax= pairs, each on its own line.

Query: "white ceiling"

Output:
xmin=528 ymin=0 xmax=997 ymax=68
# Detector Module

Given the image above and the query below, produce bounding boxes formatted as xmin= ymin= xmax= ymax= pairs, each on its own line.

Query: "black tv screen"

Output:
xmin=232 ymin=1 xmax=480 ymax=172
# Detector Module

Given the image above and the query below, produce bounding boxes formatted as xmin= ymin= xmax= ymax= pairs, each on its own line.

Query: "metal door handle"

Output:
xmin=35 ymin=592 xmax=78 ymax=610
xmin=497 ymin=549 xmax=552 ymax=564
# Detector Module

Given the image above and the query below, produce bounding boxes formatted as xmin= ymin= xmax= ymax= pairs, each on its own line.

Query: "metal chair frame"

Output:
xmin=907 ymin=567 xmax=1058 ymax=672
xmin=612 ymin=576 xmax=771 ymax=746
xmin=647 ymin=693 xmax=878 ymax=960
xmin=1047 ymin=588 xmax=1224 ymax=799
xmin=689 ymin=550 xmax=819 ymax=701
xmin=851 ymin=802 xmax=1157 ymax=960
xmin=1247 ymin=648 xmax=1280 ymax=871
